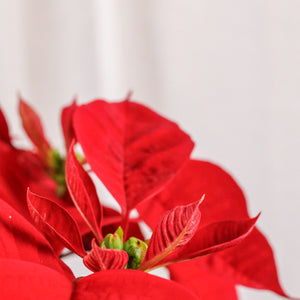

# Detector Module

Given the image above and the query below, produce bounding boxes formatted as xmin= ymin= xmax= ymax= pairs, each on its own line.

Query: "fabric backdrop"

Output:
xmin=0 ymin=1 xmax=299 ymax=299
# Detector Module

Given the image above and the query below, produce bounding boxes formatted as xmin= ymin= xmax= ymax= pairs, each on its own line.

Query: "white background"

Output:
xmin=0 ymin=1 xmax=299 ymax=299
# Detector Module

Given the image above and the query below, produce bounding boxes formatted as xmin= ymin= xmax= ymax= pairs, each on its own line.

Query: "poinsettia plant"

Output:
xmin=0 ymin=97 xmax=296 ymax=299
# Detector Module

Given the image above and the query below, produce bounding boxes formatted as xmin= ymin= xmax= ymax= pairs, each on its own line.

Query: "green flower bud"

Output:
xmin=47 ymin=149 xmax=66 ymax=198
xmin=48 ymin=149 xmax=65 ymax=172
xmin=123 ymin=237 xmax=148 ymax=269
xmin=101 ymin=227 xmax=124 ymax=250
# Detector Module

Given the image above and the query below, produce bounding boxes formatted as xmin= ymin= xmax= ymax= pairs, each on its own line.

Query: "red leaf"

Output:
xmin=209 ymin=228 xmax=293 ymax=298
xmin=0 ymin=108 xmax=11 ymax=144
xmin=27 ymin=189 xmax=86 ymax=257
xmin=74 ymin=99 xmax=194 ymax=215
xmin=66 ymin=142 xmax=103 ymax=242
xmin=83 ymin=239 xmax=128 ymax=272
xmin=140 ymin=198 xmax=202 ymax=271
xmin=161 ymin=215 xmax=258 ymax=265
xmin=0 ymin=259 xmax=73 ymax=300
xmin=137 ymin=159 xmax=249 ymax=230
xmin=73 ymin=269 xmax=199 ymax=300
xmin=169 ymin=260 xmax=238 ymax=300
xmin=61 ymin=99 xmax=77 ymax=151
xmin=19 ymin=98 xmax=51 ymax=162
xmin=0 ymin=199 xmax=74 ymax=280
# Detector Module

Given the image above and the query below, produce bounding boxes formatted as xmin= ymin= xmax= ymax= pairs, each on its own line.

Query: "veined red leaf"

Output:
xmin=19 ymin=98 xmax=51 ymax=161
xmin=160 ymin=215 xmax=259 ymax=266
xmin=66 ymin=142 xmax=102 ymax=242
xmin=0 ymin=108 xmax=10 ymax=144
xmin=169 ymin=229 xmax=295 ymax=299
xmin=0 ymin=199 xmax=74 ymax=280
xmin=73 ymin=269 xmax=199 ymax=300
xmin=211 ymin=227 xmax=293 ymax=298
xmin=83 ymin=239 xmax=128 ymax=272
xmin=139 ymin=197 xmax=203 ymax=271
xmin=137 ymin=159 xmax=250 ymax=230
xmin=61 ymin=99 xmax=77 ymax=151
xmin=74 ymin=99 xmax=194 ymax=216
xmin=0 ymin=259 xmax=73 ymax=300
xmin=27 ymin=189 xmax=86 ymax=257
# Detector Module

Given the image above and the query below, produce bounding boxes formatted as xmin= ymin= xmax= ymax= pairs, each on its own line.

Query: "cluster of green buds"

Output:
xmin=100 ymin=227 xmax=148 ymax=269
xmin=48 ymin=149 xmax=66 ymax=197
xmin=47 ymin=149 xmax=86 ymax=198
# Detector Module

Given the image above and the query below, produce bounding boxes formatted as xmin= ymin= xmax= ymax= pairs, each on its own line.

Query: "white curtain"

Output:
xmin=0 ymin=1 xmax=299 ymax=299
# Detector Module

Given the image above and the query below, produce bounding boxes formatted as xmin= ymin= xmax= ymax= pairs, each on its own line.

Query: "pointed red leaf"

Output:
xmin=169 ymin=260 xmax=238 ymax=300
xmin=209 ymin=227 xmax=293 ymax=298
xmin=73 ymin=269 xmax=199 ymax=300
xmin=19 ymin=98 xmax=51 ymax=161
xmin=66 ymin=142 xmax=102 ymax=242
xmin=0 ymin=108 xmax=11 ymax=144
xmin=83 ymin=239 xmax=128 ymax=272
xmin=27 ymin=189 xmax=86 ymax=257
xmin=0 ymin=199 xmax=74 ymax=279
xmin=61 ymin=99 xmax=77 ymax=151
xmin=0 ymin=259 xmax=73 ymax=300
xmin=74 ymin=99 xmax=194 ymax=215
xmin=140 ymin=198 xmax=202 ymax=271
xmin=169 ymin=229 xmax=295 ymax=299
xmin=137 ymin=159 xmax=250 ymax=230
xmin=161 ymin=215 xmax=258 ymax=266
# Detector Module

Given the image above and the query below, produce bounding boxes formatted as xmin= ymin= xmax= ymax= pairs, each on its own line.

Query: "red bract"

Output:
xmin=66 ymin=141 xmax=103 ymax=242
xmin=0 ymin=199 xmax=74 ymax=279
xmin=83 ymin=239 xmax=128 ymax=271
xmin=61 ymin=99 xmax=77 ymax=151
xmin=27 ymin=189 xmax=87 ymax=257
xmin=0 ymin=259 xmax=199 ymax=300
xmin=73 ymin=99 xmax=194 ymax=234
xmin=19 ymin=98 xmax=51 ymax=164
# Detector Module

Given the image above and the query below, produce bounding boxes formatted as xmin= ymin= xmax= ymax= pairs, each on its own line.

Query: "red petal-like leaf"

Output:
xmin=74 ymin=99 xmax=194 ymax=215
xmin=27 ymin=189 xmax=86 ymax=257
xmin=169 ymin=260 xmax=238 ymax=300
xmin=209 ymin=227 xmax=293 ymax=298
xmin=73 ymin=269 xmax=199 ymax=300
xmin=138 ymin=159 xmax=249 ymax=230
xmin=0 ymin=199 xmax=74 ymax=279
xmin=140 ymin=198 xmax=202 ymax=271
xmin=66 ymin=142 xmax=102 ymax=242
xmin=83 ymin=239 xmax=128 ymax=272
xmin=61 ymin=99 xmax=77 ymax=151
xmin=161 ymin=215 xmax=258 ymax=266
xmin=0 ymin=259 xmax=73 ymax=300
xmin=19 ymin=98 xmax=51 ymax=162
xmin=0 ymin=108 xmax=10 ymax=144
xmin=0 ymin=142 xmax=56 ymax=220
